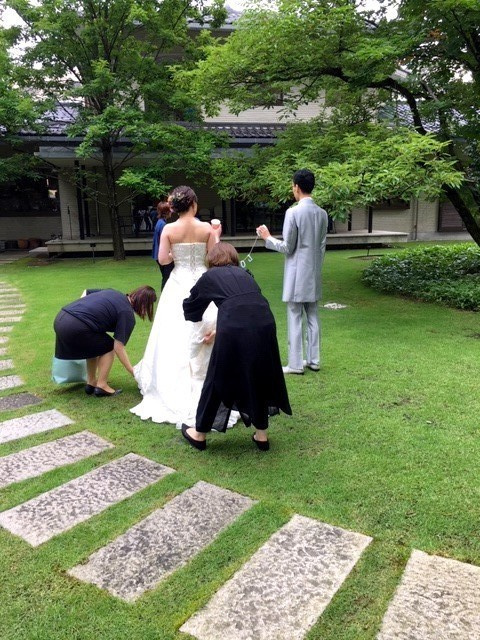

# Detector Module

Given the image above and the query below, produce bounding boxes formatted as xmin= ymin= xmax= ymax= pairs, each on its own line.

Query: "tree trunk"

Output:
xmin=102 ymin=144 xmax=126 ymax=261
xmin=443 ymin=184 xmax=480 ymax=246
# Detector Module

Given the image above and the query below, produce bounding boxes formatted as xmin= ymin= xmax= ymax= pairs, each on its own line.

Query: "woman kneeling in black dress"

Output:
xmin=181 ymin=243 xmax=291 ymax=450
xmin=54 ymin=286 xmax=156 ymax=397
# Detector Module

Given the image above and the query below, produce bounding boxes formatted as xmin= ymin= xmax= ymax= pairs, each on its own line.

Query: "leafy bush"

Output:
xmin=362 ymin=244 xmax=480 ymax=310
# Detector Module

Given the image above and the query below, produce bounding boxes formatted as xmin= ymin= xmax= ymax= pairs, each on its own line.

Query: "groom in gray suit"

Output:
xmin=257 ymin=169 xmax=328 ymax=374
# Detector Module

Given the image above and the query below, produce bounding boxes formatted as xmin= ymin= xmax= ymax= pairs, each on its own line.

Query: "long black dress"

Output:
xmin=183 ymin=266 xmax=292 ymax=432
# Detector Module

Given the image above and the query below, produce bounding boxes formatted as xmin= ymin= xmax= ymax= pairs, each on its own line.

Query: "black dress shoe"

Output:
xmin=252 ymin=434 xmax=270 ymax=451
xmin=85 ymin=384 xmax=96 ymax=395
xmin=181 ymin=424 xmax=206 ymax=451
xmin=94 ymin=387 xmax=123 ymax=397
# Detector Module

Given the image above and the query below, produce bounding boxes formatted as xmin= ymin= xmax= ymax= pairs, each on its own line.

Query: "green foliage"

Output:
xmin=183 ymin=0 xmax=480 ymax=241
xmin=363 ymin=243 xmax=480 ymax=310
xmin=5 ymin=0 xmax=227 ymax=257
xmin=211 ymin=122 xmax=463 ymax=218
xmin=0 ymin=28 xmax=49 ymax=185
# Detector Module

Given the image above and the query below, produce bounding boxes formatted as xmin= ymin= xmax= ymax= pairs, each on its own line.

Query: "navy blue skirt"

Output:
xmin=54 ymin=310 xmax=114 ymax=360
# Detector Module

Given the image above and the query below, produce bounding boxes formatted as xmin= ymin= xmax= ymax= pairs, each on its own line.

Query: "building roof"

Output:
xmin=25 ymin=104 xmax=285 ymax=145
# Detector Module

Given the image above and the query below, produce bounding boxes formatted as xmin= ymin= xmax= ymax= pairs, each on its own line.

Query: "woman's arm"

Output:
xmin=206 ymin=225 xmax=220 ymax=252
xmin=158 ymin=228 xmax=173 ymax=265
xmin=114 ymin=340 xmax=134 ymax=376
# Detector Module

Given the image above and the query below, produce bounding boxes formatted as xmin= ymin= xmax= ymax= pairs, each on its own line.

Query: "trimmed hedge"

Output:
xmin=362 ymin=244 xmax=480 ymax=310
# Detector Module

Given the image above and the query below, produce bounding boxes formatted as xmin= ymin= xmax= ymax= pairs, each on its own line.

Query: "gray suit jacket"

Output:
xmin=265 ymin=197 xmax=328 ymax=302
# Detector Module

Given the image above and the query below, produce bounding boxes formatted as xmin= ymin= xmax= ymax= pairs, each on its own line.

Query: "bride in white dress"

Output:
xmin=130 ymin=186 xmax=220 ymax=427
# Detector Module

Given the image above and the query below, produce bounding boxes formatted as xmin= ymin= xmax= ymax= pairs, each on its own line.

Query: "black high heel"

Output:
xmin=252 ymin=434 xmax=270 ymax=451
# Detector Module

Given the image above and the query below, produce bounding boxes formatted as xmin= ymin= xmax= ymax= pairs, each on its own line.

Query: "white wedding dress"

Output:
xmin=130 ymin=242 xmax=217 ymax=427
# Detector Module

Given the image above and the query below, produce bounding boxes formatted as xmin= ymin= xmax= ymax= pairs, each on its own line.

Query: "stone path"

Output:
xmin=377 ymin=550 xmax=480 ymax=640
xmin=69 ymin=481 xmax=255 ymax=602
xmin=0 ymin=431 xmax=114 ymax=489
xmin=0 ymin=308 xmax=25 ymax=315
xmin=0 ymin=392 xmax=42 ymax=412
xmin=0 ymin=409 xmax=73 ymax=444
xmin=0 ymin=251 xmax=30 ymax=264
xmin=0 ymin=374 xmax=24 ymax=390
xmin=181 ymin=515 xmax=372 ymax=640
xmin=0 ymin=454 xmax=174 ymax=546
xmin=0 ymin=278 xmax=478 ymax=640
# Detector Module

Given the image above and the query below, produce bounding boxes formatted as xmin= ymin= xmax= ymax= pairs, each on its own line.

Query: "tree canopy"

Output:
xmin=182 ymin=0 xmax=480 ymax=241
xmin=4 ymin=0 xmax=226 ymax=259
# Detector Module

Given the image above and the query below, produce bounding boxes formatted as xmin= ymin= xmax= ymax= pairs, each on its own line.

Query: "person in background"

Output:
xmin=181 ymin=242 xmax=291 ymax=451
xmin=152 ymin=201 xmax=174 ymax=290
xmin=143 ymin=208 xmax=152 ymax=232
xmin=54 ymin=286 xmax=156 ymax=397
xmin=257 ymin=169 xmax=328 ymax=375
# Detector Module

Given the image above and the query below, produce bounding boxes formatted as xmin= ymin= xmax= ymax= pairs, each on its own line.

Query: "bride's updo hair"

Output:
xmin=169 ymin=186 xmax=197 ymax=215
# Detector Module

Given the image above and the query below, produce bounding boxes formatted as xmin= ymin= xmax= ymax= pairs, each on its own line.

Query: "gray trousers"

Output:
xmin=287 ymin=301 xmax=320 ymax=370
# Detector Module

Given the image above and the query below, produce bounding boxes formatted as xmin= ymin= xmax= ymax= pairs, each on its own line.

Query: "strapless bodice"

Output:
xmin=171 ymin=243 xmax=207 ymax=276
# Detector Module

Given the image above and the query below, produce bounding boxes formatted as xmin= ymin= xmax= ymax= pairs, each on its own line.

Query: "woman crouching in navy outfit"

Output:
xmin=54 ymin=286 xmax=156 ymax=396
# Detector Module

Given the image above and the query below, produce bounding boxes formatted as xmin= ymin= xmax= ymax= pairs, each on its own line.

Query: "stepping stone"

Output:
xmin=0 ymin=375 xmax=23 ymax=391
xmin=69 ymin=481 xmax=255 ymax=602
xmin=377 ymin=550 xmax=480 ymax=640
xmin=0 ymin=309 xmax=24 ymax=316
xmin=0 ymin=360 xmax=14 ymax=371
xmin=0 ymin=337 xmax=9 ymax=344
xmin=0 ymin=431 xmax=114 ymax=489
xmin=0 ymin=392 xmax=41 ymax=412
xmin=0 ymin=327 xmax=13 ymax=333
xmin=181 ymin=514 xmax=372 ymax=640
xmin=0 ymin=454 xmax=175 ymax=546
xmin=0 ymin=317 xmax=22 ymax=323
xmin=0 ymin=408 xmax=72 ymax=444
xmin=0 ymin=289 xmax=18 ymax=294
xmin=0 ymin=349 xmax=7 ymax=356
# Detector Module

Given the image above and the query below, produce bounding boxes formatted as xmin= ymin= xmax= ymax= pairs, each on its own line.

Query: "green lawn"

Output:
xmin=0 ymin=246 xmax=479 ymax=640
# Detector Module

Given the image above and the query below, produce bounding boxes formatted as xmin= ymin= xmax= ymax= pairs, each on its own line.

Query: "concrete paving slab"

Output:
xmin=0 ymin=375 xmax=23 ymax=391
xmin=0 ymin=454 xmax=175 ymax=546
xmin=0 ymin=431 xmax=114 ymax=489
xmin=69 ymin=481 xmax=255 ymax=602
xmin=181 ymin=514 xmax=372 ymax=640
xmin=377 ymin=550 xmax=480 ymax=640
xmin=0 ymin=337 xmax=9 ymax=344
xmin=0 ymin=392 xmax=42 ymax=412
xmin=0 ymin=326 xmax=13 ymax=333
xmin=0 ymin=317 xmax=22 ymax=323
xmin=0 ymin=289 xmax=18 ymax=294
xmin=0 ymin=308 xmax=25 ymax=315
xmin=0 ymin=360 xmax=14 ymax=371
xmin=0 ymin=408 xmax=72 ymax=444
xmin=0 ymin=349 xmax=7 ymax=356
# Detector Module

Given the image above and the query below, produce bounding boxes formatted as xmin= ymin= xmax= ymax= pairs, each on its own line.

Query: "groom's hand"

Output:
xmin=256 ymin=224 xmax=271 ymax=240
xmin=203 ymin=330 xmax=216 ymax=345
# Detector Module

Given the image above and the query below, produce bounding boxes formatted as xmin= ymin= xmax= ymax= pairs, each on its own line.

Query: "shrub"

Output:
xmin=362 ymin=244 xmax=480 ymax=310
